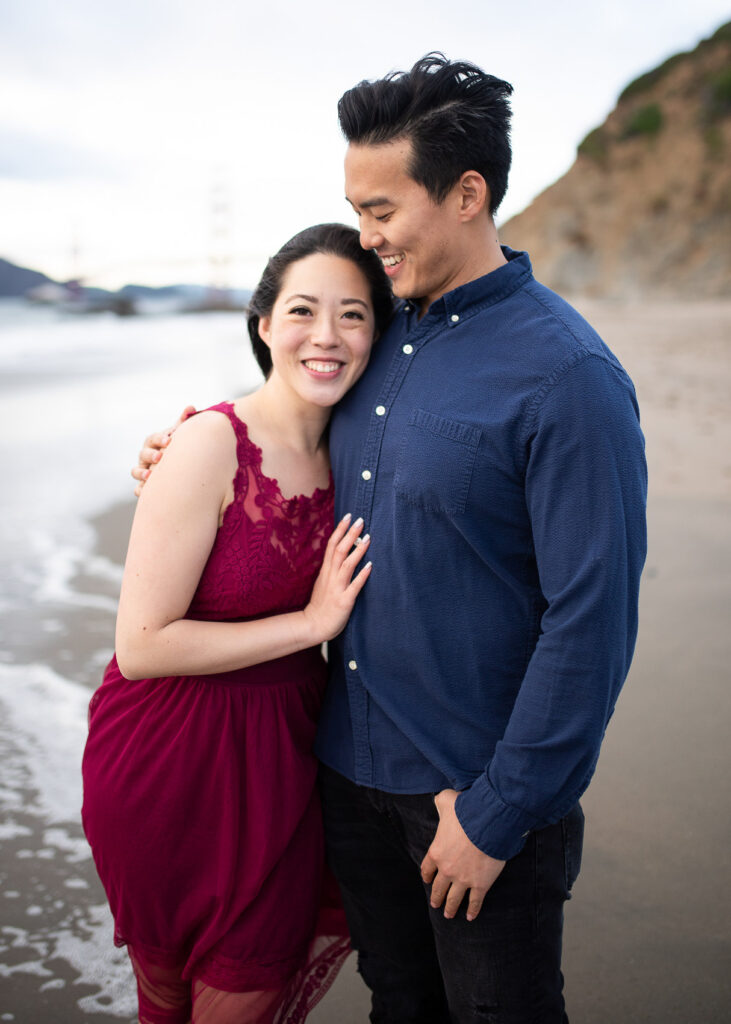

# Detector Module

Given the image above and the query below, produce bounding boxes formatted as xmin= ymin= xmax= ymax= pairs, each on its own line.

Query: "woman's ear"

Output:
xmin=257 ymin=315 xmax=272 ymax=346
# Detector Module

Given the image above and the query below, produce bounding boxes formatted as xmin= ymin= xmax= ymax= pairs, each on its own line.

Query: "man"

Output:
xmin=137 ymin=55 xmax=646 ymax=1023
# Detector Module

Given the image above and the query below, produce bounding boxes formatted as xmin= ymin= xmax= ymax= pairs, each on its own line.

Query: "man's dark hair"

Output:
xmin=338 ymin=53 xmax=513 ymax=215
xmin=247 ymin=223 xmax=394 ymax=377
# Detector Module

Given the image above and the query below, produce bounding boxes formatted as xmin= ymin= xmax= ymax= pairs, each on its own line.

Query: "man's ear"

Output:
xmin=457 ymin=171 xmax=489 ymax=222
xmin=258 ymin=315 xmax=272 ymax=346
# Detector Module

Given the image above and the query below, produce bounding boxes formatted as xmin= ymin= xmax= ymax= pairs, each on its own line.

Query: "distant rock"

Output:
xmin=0 ymin=256 xmax=252 ymax=314
xmin=0 ymin=257 xmax=54 ymax=297
xmin=500 ymin=21 xmax=731 ymax=299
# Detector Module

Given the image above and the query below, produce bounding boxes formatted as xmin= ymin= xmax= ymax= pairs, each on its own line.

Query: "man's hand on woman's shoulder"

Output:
xmin=132 ymin=405 xmax=197 ymax=496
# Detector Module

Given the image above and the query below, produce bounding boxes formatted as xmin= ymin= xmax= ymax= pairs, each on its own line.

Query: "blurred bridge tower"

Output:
xmin=206 ymin=170 xmax=235 ymax=309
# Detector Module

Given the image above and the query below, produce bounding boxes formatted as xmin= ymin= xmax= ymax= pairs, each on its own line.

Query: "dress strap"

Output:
xmin=192 ymin=402 xmax=264 ymax=507
xmin=200 ymin=401 xmax=246 ymax=440
xmin=197 ymin=402 xmax=261 ymax=462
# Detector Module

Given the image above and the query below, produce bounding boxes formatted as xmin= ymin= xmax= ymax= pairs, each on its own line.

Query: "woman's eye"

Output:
xmin=289 ymin=306 xmax=312 ymax=316
xmin=343 ymin=310 xmax=365 ymax=320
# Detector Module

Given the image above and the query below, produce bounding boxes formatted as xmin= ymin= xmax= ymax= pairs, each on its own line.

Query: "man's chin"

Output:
xmin=391 ymin=280 xmax=420 ymax=303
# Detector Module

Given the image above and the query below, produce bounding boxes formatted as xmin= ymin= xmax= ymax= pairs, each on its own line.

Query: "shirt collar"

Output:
xmin=410 ymin=247 xmax=533 ymax=329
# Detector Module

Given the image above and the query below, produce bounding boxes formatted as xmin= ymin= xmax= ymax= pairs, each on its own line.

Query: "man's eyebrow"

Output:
xmin=346 ymin=196 xmax=392 ymax=210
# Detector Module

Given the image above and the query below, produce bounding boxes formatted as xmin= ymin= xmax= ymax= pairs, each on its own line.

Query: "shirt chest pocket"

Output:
xmin=393 ymin=409 xmax=481 ymax=516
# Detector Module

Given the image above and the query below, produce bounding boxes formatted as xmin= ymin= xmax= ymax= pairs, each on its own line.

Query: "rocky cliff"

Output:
xmin=500 ymin=22 xmax=731 ymax=298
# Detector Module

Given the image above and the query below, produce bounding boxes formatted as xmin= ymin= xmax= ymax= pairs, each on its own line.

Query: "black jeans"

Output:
xmin=319 ymin=764 xmax=584 ymax=1024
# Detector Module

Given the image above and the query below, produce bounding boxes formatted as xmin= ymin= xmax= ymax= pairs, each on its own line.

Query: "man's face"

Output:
xmin=345 ymin=138 xmax=467 ymax=312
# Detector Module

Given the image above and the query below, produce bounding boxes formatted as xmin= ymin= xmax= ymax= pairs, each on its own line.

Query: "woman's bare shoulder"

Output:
xmin=167 ymin=407 xmax=237 ymax=452
xmin=144 ymin=407 xmax=239 ymax=490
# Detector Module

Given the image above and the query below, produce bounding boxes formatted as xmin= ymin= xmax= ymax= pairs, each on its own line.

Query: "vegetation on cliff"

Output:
xmin=501 ymin=21 xmax=731 ymax=298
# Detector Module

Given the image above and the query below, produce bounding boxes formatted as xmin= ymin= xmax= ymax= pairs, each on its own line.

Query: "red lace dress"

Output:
xmin=81 ymin=402 xmax=349 ymax=1023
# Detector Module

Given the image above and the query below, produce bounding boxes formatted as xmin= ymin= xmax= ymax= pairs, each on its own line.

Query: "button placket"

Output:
xmin=347 ymin=313 xmax=441 ymax=787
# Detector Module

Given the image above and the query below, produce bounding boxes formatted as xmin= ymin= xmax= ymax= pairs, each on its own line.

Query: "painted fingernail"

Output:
xmin=361 ymin=533 xmax=370 ymax=543
xmin=353 ymin=517 xmax=364 ymax=529
xmin=342 ymin=512 xmax=352 ymax=522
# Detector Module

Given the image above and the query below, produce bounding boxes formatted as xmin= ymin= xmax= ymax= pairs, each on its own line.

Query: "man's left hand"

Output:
xmin=421 ymin=789 xmax=506 ymax=922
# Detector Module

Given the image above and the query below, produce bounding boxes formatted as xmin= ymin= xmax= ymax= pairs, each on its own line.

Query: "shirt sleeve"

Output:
xmin=455 ymin=351 xmax=647 ymax=860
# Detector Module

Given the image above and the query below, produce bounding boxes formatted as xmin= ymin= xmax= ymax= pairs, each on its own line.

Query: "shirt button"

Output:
xmin=403 ymin=305 xmax=410 ymax=312
xmin=361 ymin=469 xmax=372 ymax=480
xmin=402 ymin=344 xmax=414 ymax=354
xmin=348 ymin=660 xmax=358 ymax=671
xmin=375 ymin=405 xmax=386 ymax=416
xmin=450 ymin=314 xmax=460 ymax=323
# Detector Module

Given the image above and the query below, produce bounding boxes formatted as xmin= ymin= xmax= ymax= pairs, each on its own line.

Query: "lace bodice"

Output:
xmin=188 ymin=402 xmax=334 ymax=622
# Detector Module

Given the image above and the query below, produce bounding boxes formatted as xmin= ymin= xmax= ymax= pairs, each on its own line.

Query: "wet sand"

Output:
xmin=2 ymin=299 xmax=729 ymax=1021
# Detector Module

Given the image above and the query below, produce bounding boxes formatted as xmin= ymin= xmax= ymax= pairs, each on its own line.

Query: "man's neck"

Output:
xmin=418 ymin=224 xmax=507 ymax=318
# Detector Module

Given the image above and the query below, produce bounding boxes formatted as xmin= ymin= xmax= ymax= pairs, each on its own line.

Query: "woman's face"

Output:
xmin=258 ymin=252 xmax=376 ymax=409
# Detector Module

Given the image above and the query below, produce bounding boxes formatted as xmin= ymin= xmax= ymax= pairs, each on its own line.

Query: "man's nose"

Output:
xmin=359 ymin=223 xmax=384 ymax=252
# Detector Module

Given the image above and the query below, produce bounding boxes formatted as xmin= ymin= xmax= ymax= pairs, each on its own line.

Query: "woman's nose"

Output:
xmin=311 ymin=318 xmax=339 ymax=347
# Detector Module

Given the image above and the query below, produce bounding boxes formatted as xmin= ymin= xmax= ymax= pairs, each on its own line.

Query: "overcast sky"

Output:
xmin=1 ymin=0 xmax=729 ymax=289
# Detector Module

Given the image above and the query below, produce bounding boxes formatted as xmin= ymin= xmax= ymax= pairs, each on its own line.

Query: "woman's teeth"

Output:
xmin=304 ymin=360 xmax=341 ymax=373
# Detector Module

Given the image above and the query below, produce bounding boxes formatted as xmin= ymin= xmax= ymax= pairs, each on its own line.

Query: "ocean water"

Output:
xmin=0 ymin=300 xmax=263 ymax=1019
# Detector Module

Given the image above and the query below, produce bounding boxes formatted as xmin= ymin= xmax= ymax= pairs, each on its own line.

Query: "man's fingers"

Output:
xmin=427 ymin=874 xmax=486 ymax=921
xmin=466 ymin=889 xmax=487 ymax=922
xmin=138 ymin=443 xmax=166 ymax=470
xmin=142 ymin=432 xmax=171 ymax=455
xmin=420 ymin=852 xmax=437 ymax=884
xmin=429 ymin=874 xmax=450 ymax=909
xmin=177 ymin=405 xmax=197 ymax=425
xmin=443 ymin=882 xmax=468 ymax=919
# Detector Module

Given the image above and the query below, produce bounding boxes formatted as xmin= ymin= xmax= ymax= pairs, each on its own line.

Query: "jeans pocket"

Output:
xmin=561 ymin=803 xmax=585 ymax=895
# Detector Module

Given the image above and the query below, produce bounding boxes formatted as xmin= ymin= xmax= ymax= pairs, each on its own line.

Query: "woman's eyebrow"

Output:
xmin=285 ymin=294 xmax=368 ymax=308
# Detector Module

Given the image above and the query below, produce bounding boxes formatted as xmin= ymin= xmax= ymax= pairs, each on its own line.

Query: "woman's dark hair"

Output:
xmin=338 ymin=53 xmax=513 ymax=215
xmin=247 ymin=223 xmax=394 ymax=377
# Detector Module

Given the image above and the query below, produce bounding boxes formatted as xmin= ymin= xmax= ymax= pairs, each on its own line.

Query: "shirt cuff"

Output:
xmin=454 ymin=774 xmax=540 ymax=861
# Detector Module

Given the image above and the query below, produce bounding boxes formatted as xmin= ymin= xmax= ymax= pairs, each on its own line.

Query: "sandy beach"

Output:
xmin=1 ymin=299 xmax=729 ymax=1021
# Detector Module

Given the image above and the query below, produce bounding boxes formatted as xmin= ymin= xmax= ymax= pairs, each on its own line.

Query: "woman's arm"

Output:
xmin=116 ymin=412 xmax=371 ymax=680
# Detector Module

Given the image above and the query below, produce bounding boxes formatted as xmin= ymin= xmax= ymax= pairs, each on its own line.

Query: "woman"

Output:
xmin=82 ymin=223 xmax=394 ymax=1024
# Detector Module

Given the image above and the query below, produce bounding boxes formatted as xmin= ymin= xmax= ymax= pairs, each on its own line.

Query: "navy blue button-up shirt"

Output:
xmin=315 ymin=248 xmax=647 ymax=860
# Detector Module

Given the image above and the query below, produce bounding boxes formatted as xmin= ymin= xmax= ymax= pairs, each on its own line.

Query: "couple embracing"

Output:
xmin=82 ymin=54 xmax=647 ymax=1024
